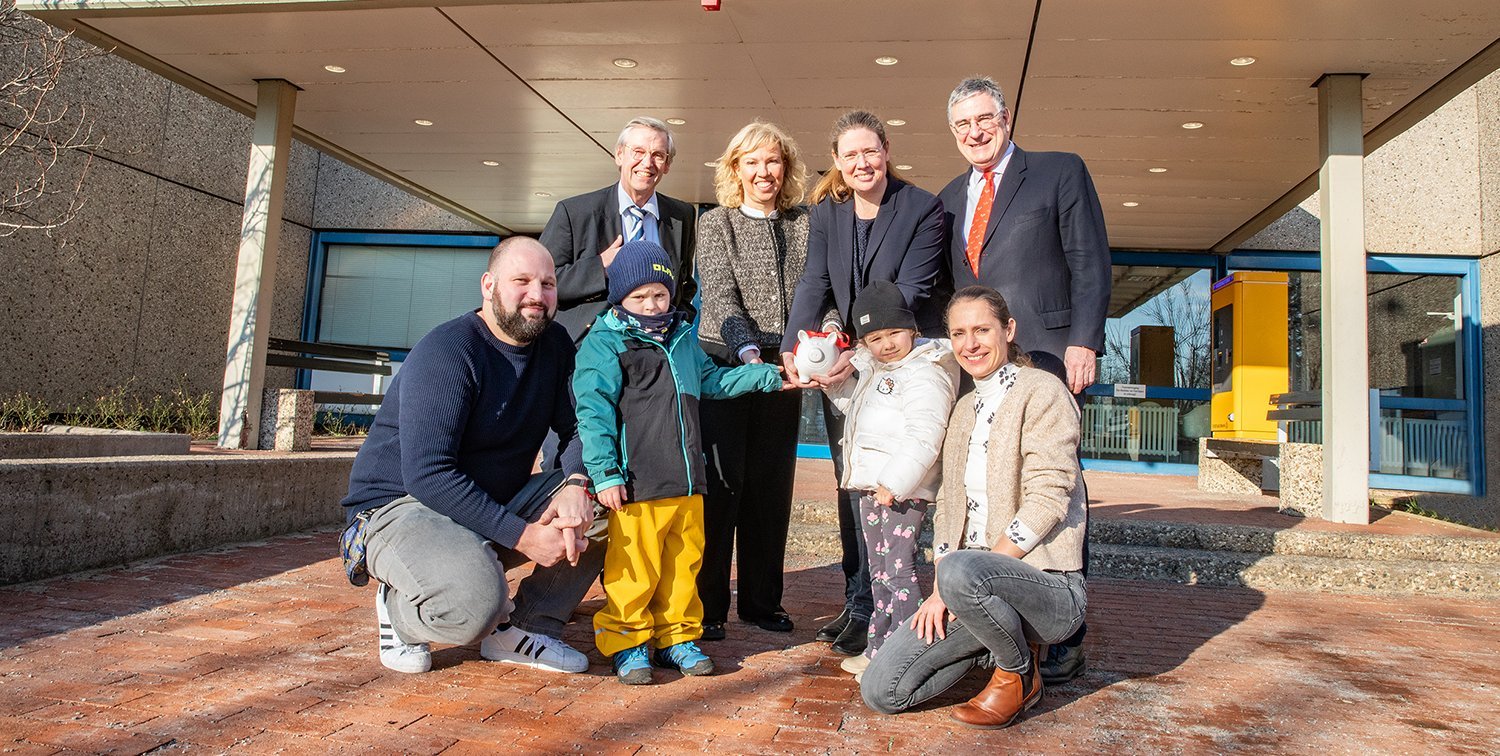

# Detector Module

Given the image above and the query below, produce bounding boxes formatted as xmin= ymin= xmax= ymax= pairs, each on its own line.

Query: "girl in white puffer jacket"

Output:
xmin=825 ymin=281 xmax=960 ymax=676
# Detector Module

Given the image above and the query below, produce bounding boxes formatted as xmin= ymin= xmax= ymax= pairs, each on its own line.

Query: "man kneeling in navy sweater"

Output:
xmin=341 ymin=236 xmax=601 ymax=675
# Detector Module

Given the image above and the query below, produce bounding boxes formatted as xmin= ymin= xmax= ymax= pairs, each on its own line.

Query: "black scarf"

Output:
xmin=613 ymin=306 xmax=678 ymax=343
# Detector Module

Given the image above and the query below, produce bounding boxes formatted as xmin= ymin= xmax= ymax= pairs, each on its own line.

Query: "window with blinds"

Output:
xmin=316 ymin=244 xmax=489 ymax=349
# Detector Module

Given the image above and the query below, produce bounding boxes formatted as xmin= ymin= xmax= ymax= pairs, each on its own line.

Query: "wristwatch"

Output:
xmin=563 ymin=476 xmax=595 ymax=499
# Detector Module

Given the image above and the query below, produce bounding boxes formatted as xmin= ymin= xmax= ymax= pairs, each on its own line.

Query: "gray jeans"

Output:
xmin=364 ymin=495 xmax=608 ymax=645
xmin=860 ymin=549 xmax=1086 ymax=715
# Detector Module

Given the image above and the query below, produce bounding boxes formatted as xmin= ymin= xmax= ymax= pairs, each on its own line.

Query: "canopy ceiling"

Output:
xmin=24 ymin=0 xmax=1500 ymax=247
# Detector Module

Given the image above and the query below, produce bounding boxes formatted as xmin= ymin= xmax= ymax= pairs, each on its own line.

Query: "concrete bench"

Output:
xmin=1198 ymin=438 xmax=1322 ymax=518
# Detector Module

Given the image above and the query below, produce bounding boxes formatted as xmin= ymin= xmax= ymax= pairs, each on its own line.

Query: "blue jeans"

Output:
xmin=860 ymin=550 xmax=1086 ymax=714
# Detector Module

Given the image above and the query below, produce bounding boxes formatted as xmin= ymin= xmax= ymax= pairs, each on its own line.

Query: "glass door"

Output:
xmin=1083 ymin=256 xmax=1216 ymax=472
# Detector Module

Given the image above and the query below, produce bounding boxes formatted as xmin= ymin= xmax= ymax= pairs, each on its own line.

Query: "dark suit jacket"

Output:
xmin=539 ymin=184 xmax=698 ymax=342
xmin=938 ymin=146 xmax=1111 ymax=366
xmin=780 ymin=179 xmax=946 ymax=354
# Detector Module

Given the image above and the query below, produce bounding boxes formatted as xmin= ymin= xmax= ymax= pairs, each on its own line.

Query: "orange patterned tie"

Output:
xmin=965 ymin=170 xmax=995 ymax=276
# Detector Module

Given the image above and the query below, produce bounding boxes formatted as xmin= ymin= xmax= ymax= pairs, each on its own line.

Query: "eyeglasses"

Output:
xmin=837 ymin=147 xmax=884 ymax=164
xmin=625 ymin=146 xmax=671 ymax=165
xmin=950 ymin=112 xmax=1004 ymax=135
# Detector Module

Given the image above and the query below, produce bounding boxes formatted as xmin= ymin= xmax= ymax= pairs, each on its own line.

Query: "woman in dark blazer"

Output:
xmin=778 ymin=109 xmax=946 ymax=657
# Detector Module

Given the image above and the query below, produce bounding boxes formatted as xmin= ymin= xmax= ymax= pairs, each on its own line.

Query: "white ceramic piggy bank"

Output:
xmin=793 ymin=330 xmax=845 ymax=383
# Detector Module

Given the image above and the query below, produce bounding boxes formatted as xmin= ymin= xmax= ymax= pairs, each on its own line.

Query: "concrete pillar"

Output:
xmin=217 ymin=79 xmax=299 ymax=449
xmin=1316 ymin=73 xmax=1371 ymax=524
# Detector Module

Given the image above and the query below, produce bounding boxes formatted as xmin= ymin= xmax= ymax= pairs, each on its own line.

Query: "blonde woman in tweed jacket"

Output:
xmin=861 ymin=286 xmax=1087 ymax=730
xmin=694 ymin=122 xmax=812 ymax=642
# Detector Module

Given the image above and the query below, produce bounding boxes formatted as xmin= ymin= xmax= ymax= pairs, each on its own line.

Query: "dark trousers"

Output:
xmin=823 ymin=394 xmax=874 ymax=621
xmin=1031 ymin=349 xmax=1089 ymax=650
xmin=697 ymin=389 xmax=801 ymax=624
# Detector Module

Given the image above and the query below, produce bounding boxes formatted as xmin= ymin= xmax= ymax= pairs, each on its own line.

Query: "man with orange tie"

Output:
xmin=937 ymin=76 xmax=1110 ymax=395
xmin=936 ymin=76 xmax=1111 ymax=688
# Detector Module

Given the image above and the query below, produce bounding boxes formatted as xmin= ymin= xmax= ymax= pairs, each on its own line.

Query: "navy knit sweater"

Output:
xmin=341 ymin=311 xmax=586 ymax=548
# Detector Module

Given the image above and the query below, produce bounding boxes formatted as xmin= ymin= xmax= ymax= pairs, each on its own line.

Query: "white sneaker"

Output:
xmin=840 ymin=653 xmax=870 ymax=676
xmin=376 ymin=583 xmax=431 ymax=674
xmin=480 ymin=624 xmax=589 ymax=673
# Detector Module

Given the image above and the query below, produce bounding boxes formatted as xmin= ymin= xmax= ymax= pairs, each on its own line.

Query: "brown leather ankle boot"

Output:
xmin=951 ymin=644 xmax=1044 ymax=729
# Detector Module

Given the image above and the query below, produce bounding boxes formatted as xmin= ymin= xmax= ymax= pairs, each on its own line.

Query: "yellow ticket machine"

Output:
xmin=1210 ymin=272 xmax=1290 ymax=439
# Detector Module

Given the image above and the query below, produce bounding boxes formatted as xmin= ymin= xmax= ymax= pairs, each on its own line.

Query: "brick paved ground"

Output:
xmin=3 ymin=519 xmax=1498 ymax=754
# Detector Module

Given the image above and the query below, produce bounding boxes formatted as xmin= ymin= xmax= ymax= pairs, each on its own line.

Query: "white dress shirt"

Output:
xmin=616 ymin=183 xmax=661 ymax=245
xmin=961 ymin=141 xmax=1017 ymax=241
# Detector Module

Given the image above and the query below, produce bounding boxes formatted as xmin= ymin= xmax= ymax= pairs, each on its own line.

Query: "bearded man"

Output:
xmin=340 ymin=236 xmax=603 ymax=676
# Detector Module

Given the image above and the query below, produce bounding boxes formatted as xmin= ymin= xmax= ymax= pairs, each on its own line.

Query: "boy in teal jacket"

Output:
xmin=573 ymin=240 xmax=785 ymax=685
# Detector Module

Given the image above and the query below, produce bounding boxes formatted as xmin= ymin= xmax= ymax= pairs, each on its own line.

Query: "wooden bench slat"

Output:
xmin=1269 ymin=390 xmax=1321 ymax=406
xmin=314 ymin=391 xmax=384 ymax=405
xmin=268 ymin=337 xmax=391 ymax=361
xmin=1203 ymin=438 xmax=1279 ymax=457
xmin=1267 ymin=408 xmax=1323 ymax=421
xmin=266 ymin=354 xmax=392 ymax=376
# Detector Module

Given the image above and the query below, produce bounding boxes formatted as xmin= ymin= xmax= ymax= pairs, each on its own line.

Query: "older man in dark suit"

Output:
xmin=937 ymin=76 xmax=1111 ymax=395
xmin=936 ymin=76 xmax=1111 ymax=686
xmin=540 ymin=116 xmax=698 ymax=342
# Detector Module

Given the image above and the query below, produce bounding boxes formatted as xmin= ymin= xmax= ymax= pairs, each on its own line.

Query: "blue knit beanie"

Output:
xmin=608 ymin=240 xmax=676 ymax=305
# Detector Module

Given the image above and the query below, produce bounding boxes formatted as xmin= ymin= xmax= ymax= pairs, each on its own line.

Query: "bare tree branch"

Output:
xmin=1101 ymin=279 xmax=1212 ymax=390
xmin=0 ymin=0 xmax=103 ymax=244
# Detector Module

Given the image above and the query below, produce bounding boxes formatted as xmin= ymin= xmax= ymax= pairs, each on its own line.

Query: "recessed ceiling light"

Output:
xmin=534 ymin=191 xmax=552 ymax=198
xmin=414 ymin=119 xmax=434 ymax=126
xmin=894 ymin=164 xmax=913 ymax=170
xmin=1148 ymin=167 xmax=1168 ymax=173
xmin=612 ymin=58 xmax=638 ymax=69
xmin=886 ymin=119 xmax=906 ymax=127
xmin=323 ymin=65 xmax=346 ymax=74
xmin=1229 ymin=56 xmax=1257 ymax=67
xmin=481 ymin=160 xmax=500 ymax=167
xmin=1181 ymin=121 xmax=1204 ymax=130
xmin=874 ymin=56 xmax=899 ymax=66
xmin=1122 ymin=201 xmax=1140 ymax=207
xmin=665 ymin=118 xmax=686 ymax=125
xmin=703 ymin=161 xmax=716 ymax=167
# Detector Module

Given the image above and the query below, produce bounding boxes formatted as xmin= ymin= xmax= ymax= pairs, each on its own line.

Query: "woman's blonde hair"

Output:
xmin=809 ymin=110 xmax=907 ymax=205
xmin=712 ymin=121 xmax=807 ymax=212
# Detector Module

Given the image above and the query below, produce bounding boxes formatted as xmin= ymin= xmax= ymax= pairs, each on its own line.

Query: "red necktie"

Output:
xmin=965 ymin=170 xmax=995 ymax=276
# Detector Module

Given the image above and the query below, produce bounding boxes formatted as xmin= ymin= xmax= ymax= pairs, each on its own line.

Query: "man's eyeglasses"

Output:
xmin=950 ymin=112 xmax=1004 ymax=135
xmin=626 ymin=147 xmax=671 ymax=165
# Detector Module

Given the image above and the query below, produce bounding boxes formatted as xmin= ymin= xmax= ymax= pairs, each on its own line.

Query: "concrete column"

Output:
xmin=217 ymin=79 xmax=299 ymax=449
xmin=1316 ymin=73 xmax=1371 ymax=524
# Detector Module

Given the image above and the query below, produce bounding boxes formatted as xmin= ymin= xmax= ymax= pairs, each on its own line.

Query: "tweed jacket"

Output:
xmin=696 ymin=205 xmax=811 ymax=364
xmin=932 ymin=365 xmax=1087 ymax=572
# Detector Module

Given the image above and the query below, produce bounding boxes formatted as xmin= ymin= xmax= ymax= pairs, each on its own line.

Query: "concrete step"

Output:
xmin=783 ymin=510 xmax=1500 ymax=596
xmin=1091 ymin=519 xmax=1500 ymax=564
xmin=1090 ymin=543 xmax=1500 ymax=597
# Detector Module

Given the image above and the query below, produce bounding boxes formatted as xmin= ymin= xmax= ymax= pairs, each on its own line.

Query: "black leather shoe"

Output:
xmin=830 ymin=616 xmax=869 ymax=657
xmin=816 ymin=608 xmax=853 ymax=643
xmin=1040 ymin=643 xmax=1086 ymax=685
xmin=701 ymin=622 xmax=726 ymax=642
xmin=748 ymin=612 xmax=793 ymax=633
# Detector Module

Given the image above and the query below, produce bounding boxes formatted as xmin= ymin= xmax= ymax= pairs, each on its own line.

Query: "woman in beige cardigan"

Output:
xmin=860 ymin=286 xmax=1087 ymax=729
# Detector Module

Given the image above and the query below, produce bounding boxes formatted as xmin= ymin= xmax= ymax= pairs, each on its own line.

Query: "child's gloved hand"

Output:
xmin=875 ymin=485 xmax=895 ymax=507
xmin=597 ymin=485 xmax=628 ymax=512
